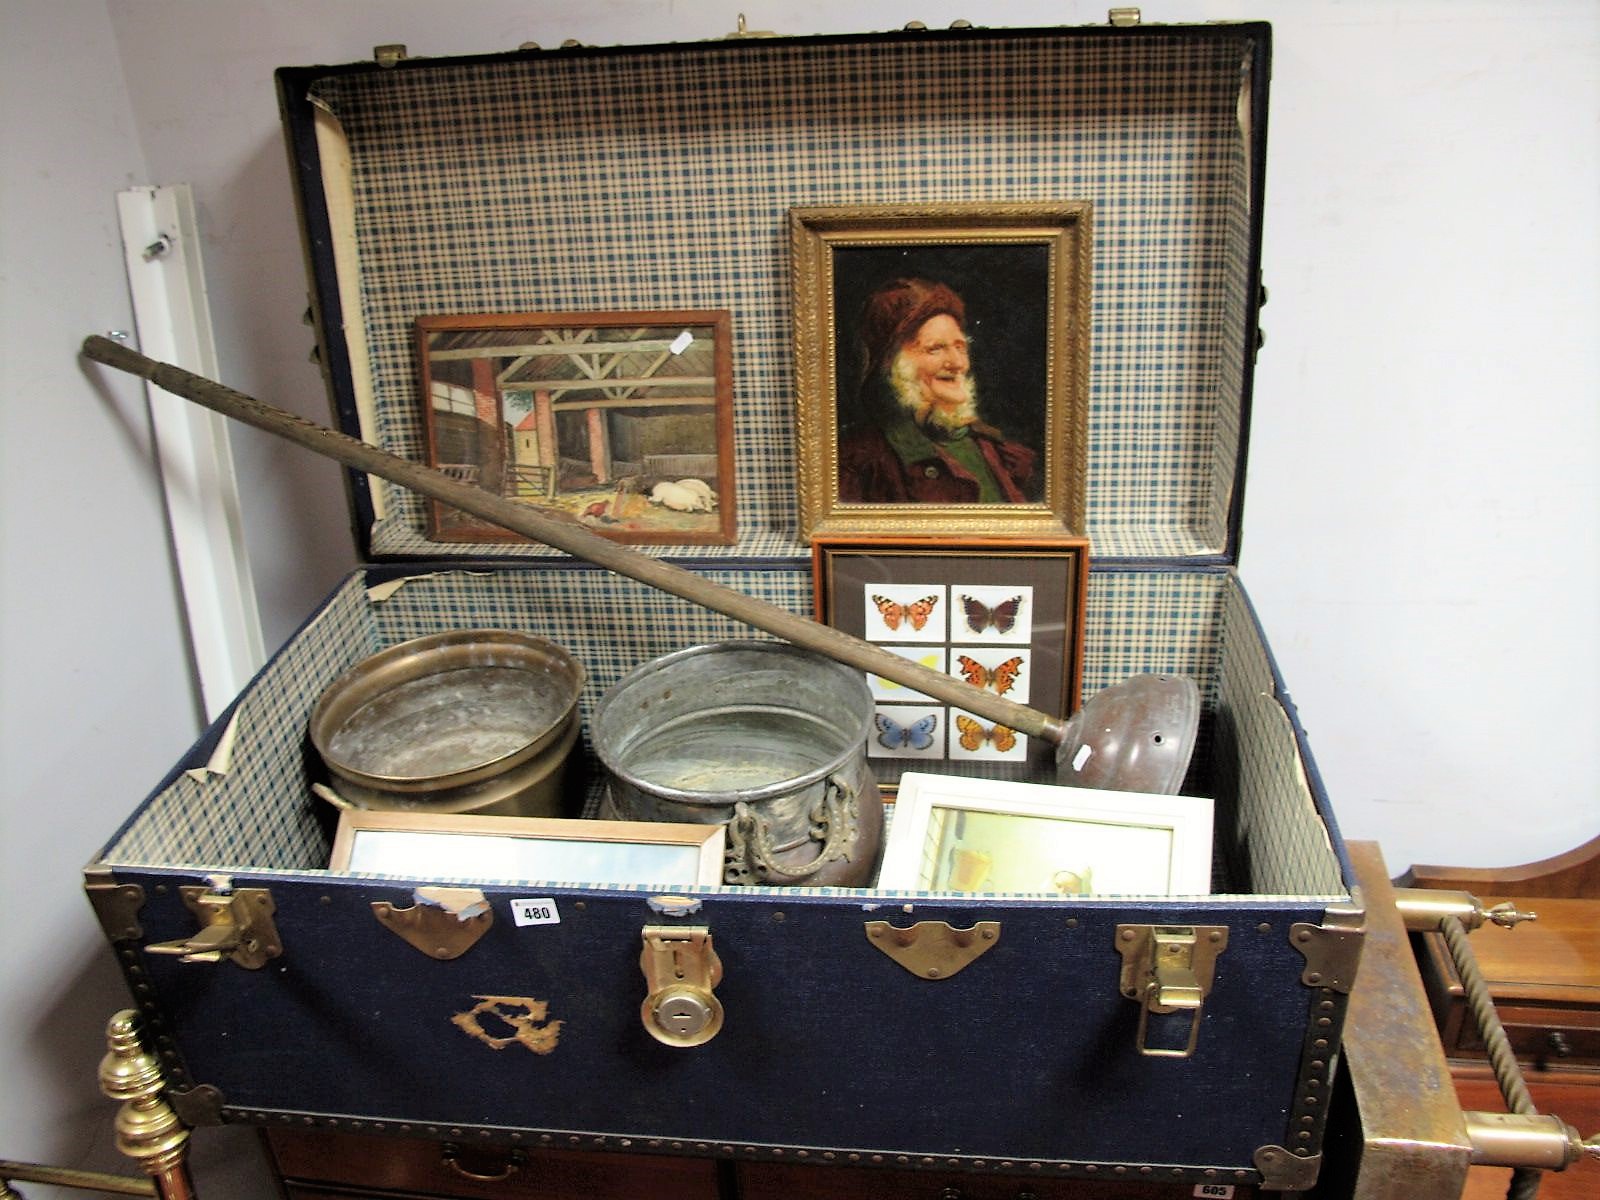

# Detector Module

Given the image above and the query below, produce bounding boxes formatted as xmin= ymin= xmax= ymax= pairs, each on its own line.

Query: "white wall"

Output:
xmin=2 ymin=1 xmax=1595 ymax=1194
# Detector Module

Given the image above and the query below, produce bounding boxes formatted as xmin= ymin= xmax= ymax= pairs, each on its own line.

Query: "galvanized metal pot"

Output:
xmin=593 ymin=641 xmax=882 ymax=886
xmin=309 ymin=629 xmax=585 ymax=817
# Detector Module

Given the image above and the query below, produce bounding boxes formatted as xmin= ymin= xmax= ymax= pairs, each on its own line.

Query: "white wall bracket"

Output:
xmin=116 ymin=184 xmax=264 ymax=720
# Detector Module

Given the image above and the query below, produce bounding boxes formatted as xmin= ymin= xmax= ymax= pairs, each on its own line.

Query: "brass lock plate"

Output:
xmin=640 ymin=927 xmax=724 ymax=1047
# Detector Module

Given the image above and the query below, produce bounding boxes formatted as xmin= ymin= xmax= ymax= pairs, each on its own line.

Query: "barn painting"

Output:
xmin=415 ymin=311 xmax=736 ymax=545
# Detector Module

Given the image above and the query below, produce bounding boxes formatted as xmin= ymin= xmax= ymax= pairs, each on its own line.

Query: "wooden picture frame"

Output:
xmin=415 ymin=310 xmax=736 ymax=545
xmin=329 ymin=810 xmax=727 ymax=887
xmin=790 ymin=202 xmax=1090 ymax=538
xmin=812 ymin=535 xmax=1089 ymax=793
xmin=879 ymin=773 xmax=1214 ymax=896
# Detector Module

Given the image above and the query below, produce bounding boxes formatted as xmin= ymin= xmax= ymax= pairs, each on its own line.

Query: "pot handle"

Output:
xmin=727 ymin=774 xmax=858 ymax=885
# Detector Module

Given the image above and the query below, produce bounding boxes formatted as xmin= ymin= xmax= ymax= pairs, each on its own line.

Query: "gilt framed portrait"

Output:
xmin=790 ymin=203 xmax=1090 ymax=538
xmin=415 ymin=310 xmax=736 ymax=545
xmin=812 ymin=535 xmax=1089 ymax=793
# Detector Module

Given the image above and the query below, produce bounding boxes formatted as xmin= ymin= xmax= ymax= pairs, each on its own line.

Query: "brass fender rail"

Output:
xmin=1396 ymin=888 xmax=1600 ymax=1197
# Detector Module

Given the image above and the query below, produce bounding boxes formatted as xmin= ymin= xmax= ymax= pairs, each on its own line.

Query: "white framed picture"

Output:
xmin=878 ymin=773 xmax=1213 ymax=895
xmin=329 ymin=811 xmax=726 ymax=886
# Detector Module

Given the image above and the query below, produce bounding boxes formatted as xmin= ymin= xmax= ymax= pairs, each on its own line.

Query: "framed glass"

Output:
xmin=415 ymin=310 xmax=736 ymax=545
xmin=812 ymin=535 xmax=1088 ymax=793
xmin=879 ymin=773 xmax=1213 ymax=896
xmin=329 ymin=810 xmax=727 ymax=887
xmin=790 ymin=202 xmax=1090 ymax=538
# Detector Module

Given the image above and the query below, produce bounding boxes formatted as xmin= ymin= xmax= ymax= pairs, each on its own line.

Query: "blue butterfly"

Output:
xmin=874 ymin=712 xmax=938 ymax=751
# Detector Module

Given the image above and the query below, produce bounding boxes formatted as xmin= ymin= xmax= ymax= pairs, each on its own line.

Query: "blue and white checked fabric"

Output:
xmin=303 ymin=31 xmax=1256 ymax=560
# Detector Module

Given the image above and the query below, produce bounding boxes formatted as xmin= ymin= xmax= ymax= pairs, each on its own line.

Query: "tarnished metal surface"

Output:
xmin=1339 ymin=842 xmax=1473 ymax=1200
xmin=309 ymin=629 xmax=584 ymax=817
xmin=595 ymin=641 xmax=881 ymax=886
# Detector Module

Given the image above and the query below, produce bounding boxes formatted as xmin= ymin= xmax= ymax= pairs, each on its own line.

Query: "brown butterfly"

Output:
xmin=872 ymin=594 xmax=938 ymax=632
xmin=955 ymin=714 xmax=1018 ymax=753
xmin=959 ymin=594 xmax=1022 ymax=635
xmin=955 ymin=654 xmax=1024 ymax=696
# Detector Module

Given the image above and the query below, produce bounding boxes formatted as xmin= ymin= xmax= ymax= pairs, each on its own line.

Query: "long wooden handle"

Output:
xmin=83 ymin=335 xmax=1069 ymax=744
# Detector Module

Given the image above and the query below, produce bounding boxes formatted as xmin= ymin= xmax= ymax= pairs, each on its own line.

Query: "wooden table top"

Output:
xmin=1468 ymin=896 xmax=1600 ymax=1006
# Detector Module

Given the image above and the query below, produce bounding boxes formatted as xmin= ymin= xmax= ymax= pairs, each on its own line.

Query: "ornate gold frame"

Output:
xmin=790 ymin=202 xmax=1090 ymax=539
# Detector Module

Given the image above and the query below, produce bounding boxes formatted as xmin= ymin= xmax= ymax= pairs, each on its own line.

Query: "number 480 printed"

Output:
xmin=512 ymin=898 xmax=560 ymax=927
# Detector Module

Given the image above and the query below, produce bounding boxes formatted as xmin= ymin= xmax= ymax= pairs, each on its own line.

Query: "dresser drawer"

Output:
xmin=1451 ymin=1002 xmax=1600 ymax=1065
xmin=1413 ymin=896 xmax=1600 ymax=1069
xmin=265 ymin=1128 xmax=720 ymax=1200
xmin=735 ymin=1161 xmax=1260 ymax=1200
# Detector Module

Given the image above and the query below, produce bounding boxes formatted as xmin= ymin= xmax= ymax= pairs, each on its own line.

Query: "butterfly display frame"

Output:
xmin=811 ymin=535 xmax=1089 ymax=793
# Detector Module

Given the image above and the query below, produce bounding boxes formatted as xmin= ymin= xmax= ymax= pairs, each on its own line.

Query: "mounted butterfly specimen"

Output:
xmin=959 ymin=593 xmax=1022 ymax=636
xmin=873 ymin=711 xmax=939 ymax=752
xmin=955 ymin=654 xmax=1024 ymax=696
xmin=872 ymin=593 xmax=939 ymax=633
xmin=954 ymin=714 xmax=1019 ymax=754
xmin=874 ymin=651 xmax=943 ymax=695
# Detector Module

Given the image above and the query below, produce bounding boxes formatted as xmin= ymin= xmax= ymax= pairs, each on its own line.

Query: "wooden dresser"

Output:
xmin=1401 ymin=835 xmax=1600 ymax=1200
xmin=260 ymin=1127 xmax=1264 ymax=1200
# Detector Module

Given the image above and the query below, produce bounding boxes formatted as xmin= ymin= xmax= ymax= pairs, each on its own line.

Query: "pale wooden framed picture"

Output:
xmin=415 ymin=310 xmax=736 ymax=545
xmin=878 ymin=773 xmax=1213 ymax=896
xmin=789 ymin=202 xmax=1090 ymax=538
xmin=811 ymin=535 xmax=1089 ymax=794
xmin=329 ymin=810 xmax=727 ymax=886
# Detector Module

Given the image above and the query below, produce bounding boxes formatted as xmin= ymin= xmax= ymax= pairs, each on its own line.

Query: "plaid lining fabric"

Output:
xmin=106 ymin=575 xmax=379 ymax=869
xmin=306 ymin=32 xmax=1255 ymax=560
xmin=1212 ymin=577 xmax=1347 ymax=898
xmin=101 ymin=566 xmax=1345 ymax=902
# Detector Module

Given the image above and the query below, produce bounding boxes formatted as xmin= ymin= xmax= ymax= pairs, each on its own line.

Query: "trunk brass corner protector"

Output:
xmin=864 ymin=920 xmax=1000 ymax=979
xmin=1289 ymin=917 xmax=1363 ymax=993
xmin=640 ymin=926 xmax=724 ymax=1047
xmin=1254 ymin=1144 xmax=1321 ymax=1191
xmin=85 ymin=871 xmax=144 ymax=942
xmin=1116 ymin=924 xmax=1228 ymax=1057
xmin=373 ymin=888 xmax=493 ymax=960
xmin=146 ymin=887 xmax=281 ymax=968
xmin=168 ymin=1084 xmax=225 ymax=1127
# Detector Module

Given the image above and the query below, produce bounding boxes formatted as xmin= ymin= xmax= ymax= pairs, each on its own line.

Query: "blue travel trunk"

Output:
xmin=85 ymin=19 xmax=1363 ymax=1195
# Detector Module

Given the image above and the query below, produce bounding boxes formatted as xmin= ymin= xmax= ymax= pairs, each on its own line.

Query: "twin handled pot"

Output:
xmin=593 ymin=641 xmax=881 ymax=887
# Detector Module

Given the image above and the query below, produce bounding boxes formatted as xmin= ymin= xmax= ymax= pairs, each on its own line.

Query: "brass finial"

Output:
xmin=98 ymin=1011 xmax=193 ymax=1185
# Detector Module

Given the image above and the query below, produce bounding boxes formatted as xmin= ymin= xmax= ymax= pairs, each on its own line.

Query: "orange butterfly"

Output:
xmin=956 ymin=654 xmax=1024 ymax=696
xmin=872 ymin=594 xmax=938 ymax=632
xmin=955 ymin=714 xmax=1018 ymax=753
xmin=959 ymin=594 xmax=1022 ymax=635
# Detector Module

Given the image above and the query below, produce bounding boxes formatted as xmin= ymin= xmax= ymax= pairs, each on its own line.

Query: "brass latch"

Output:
xmin=864 ymin=920 xmax=1000 ymax=979
xmin=146 ymin=887 xmax=281 ymax=969
xmin=1116 ymin=924 xmax=1228 ymax=1057
xmin=640 ymin=927 xmax=724 ymax=1047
